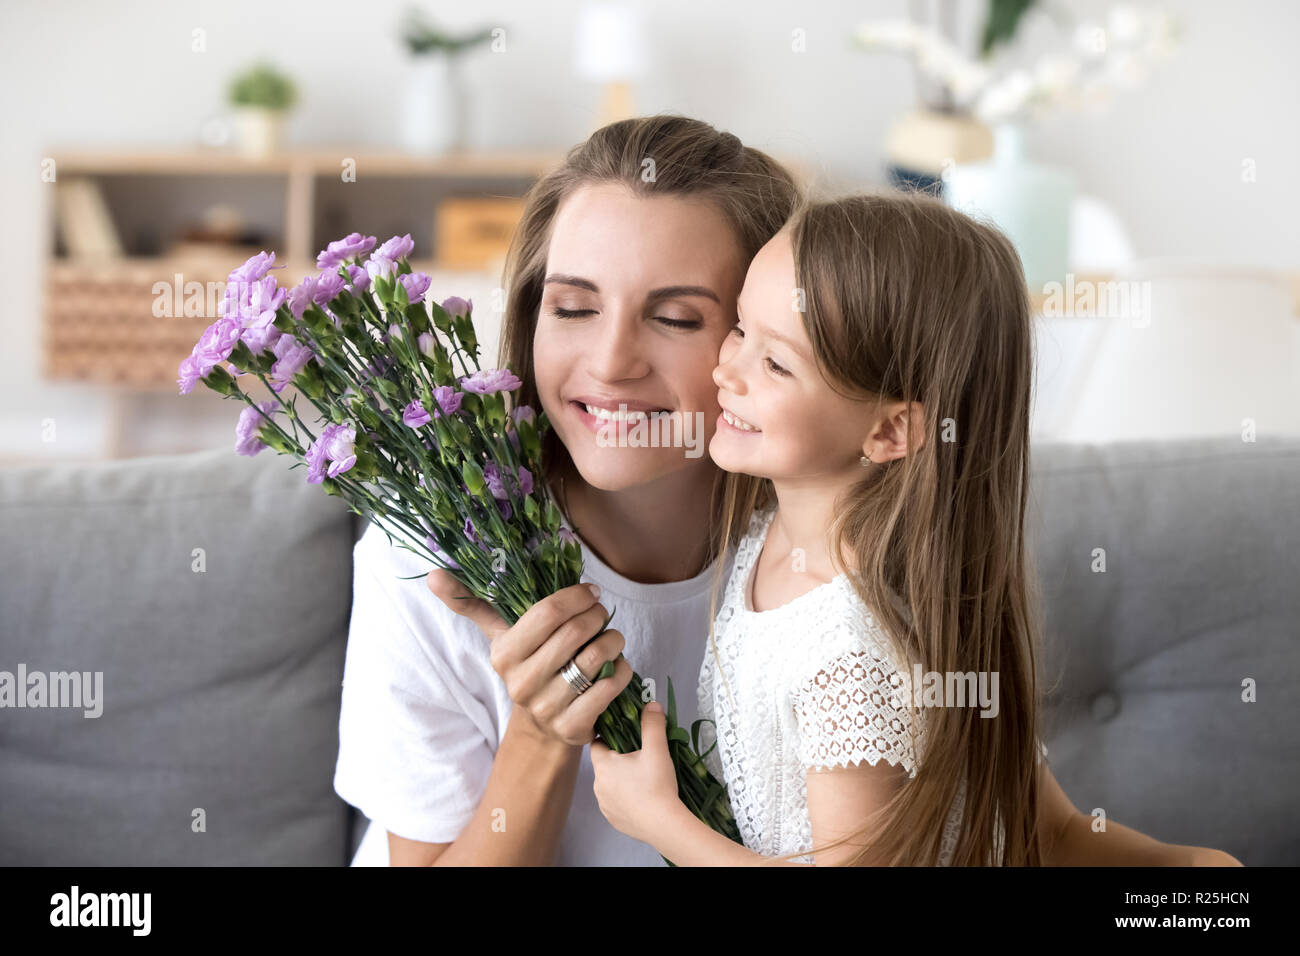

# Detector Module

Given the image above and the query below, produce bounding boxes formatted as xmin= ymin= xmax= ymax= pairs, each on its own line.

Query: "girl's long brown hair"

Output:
xmin=497 ymin=113 xmax=800 ymax=557
xmin=706 ymin=190 xmax=1046 ymax=866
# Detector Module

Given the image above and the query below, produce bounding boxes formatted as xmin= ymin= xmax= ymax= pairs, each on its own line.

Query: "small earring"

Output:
xmin=860 ymin=454 xmax=873 ymax=466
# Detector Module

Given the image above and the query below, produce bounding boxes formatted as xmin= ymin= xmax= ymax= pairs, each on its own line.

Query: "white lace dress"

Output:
xmin=696 ymin=503 xmax=1045 ymax=865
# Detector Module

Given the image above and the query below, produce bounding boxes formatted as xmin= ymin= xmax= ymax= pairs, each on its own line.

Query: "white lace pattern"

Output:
xmin=696 ymin=503 xmax=1045 ymax=865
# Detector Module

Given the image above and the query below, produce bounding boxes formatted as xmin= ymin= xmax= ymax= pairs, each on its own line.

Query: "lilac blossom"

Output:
xmin=402 ymin=400 xmax=431 ymax=428
xmin=316 ymin=233 xmax=377 ymax=271
xmin=235 ymin=401 xmax=280 ymax=457
xmin=441 ymin=296 xmax=472 ymax=319
xmin=345 ymin=264 xmax=370 ymax=293
xmin=312 ymin=271 xmax=347 ymax=306
xmin=268 ymin=333 xmax=314 ymax=394
xmin=428 ymin=385 xmax=463 ymax=418
xmin=305 ymin=423 xmax=356 ymax=483
xmin=398 ymin=271 xmax=431 ymax=302
xmin=460 ymin=368 xmax=522 ymax=395
xmin=286 ymin=275 xmax=319 ymax=319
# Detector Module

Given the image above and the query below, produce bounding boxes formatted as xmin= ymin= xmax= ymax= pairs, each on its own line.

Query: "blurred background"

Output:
xmin=2 ymin=0 xmax=1297 ymax=464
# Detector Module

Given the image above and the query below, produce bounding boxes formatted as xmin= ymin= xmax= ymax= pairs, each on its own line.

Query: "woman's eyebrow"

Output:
xmin=543 ymin=274 xmax=719 ymax=305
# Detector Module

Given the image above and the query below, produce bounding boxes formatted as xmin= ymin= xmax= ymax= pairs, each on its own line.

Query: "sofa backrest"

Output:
xmin=1027 ymin=435 xmax=1299 ymax=865
xmin=0 ymin=447 xmax=361 ymax=865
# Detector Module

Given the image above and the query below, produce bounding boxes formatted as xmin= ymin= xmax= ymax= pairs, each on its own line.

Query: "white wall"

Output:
xmin=1 ymin=0 xmax=1296 ymax=461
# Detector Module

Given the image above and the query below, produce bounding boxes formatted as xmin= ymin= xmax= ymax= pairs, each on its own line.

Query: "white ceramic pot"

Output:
xmin=233 ymin=107 xmax=286 ymax=158
xmin=400 ymin=55 xmax=465 ymax=154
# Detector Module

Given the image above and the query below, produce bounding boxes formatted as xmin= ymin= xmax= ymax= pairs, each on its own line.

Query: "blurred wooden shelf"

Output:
xmin=44 ymin=147 xmax=570 ymax=178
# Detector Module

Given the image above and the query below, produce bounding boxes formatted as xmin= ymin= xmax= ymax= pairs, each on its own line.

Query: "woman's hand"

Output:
xmin=427 ymin=571 xmax=634 ymax=746
xmin=590 ymin=701 xmax=683 ymax=846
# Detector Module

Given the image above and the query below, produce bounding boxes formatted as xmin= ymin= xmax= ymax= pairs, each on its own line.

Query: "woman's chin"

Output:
xmin=566 ymin=449 xmax=697 ymax=493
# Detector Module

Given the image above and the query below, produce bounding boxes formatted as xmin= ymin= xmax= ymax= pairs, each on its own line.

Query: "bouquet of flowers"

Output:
xmin=179 ymin=234 xmax=740 ymax=864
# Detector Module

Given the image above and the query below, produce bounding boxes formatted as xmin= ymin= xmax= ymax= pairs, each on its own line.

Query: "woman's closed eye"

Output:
xmin=548 ymin=306 xmax=702 ymax=330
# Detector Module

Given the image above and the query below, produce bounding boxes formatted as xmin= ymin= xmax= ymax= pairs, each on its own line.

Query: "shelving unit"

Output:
xmin=42 ymin=147 xmax=566 ymax=392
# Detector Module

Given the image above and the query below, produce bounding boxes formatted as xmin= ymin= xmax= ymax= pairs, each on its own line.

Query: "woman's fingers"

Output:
xmin=556 ymin=654 xmax=636 ymax=746
xmin=532 ymin=627 xmax=626 ymax=725
xmin=425 ymin=569 xmax=511 ymax=641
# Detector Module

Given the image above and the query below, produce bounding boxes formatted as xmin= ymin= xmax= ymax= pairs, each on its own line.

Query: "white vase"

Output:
xmin=400 ymin=55 xmax=466 ymax=154
xmin=233 ymin=107 xmax=285 ymax=158
xmin=943 ymin=123 xmax=1075 ymax=289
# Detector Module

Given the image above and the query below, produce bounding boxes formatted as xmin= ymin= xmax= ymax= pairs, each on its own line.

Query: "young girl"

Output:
xmin=590 ymin=190 xmax=1062 ymax=866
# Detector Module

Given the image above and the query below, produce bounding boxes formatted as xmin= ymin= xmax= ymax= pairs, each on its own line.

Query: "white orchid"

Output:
xmin=854 ymin=3 xmax=1179 ymax=126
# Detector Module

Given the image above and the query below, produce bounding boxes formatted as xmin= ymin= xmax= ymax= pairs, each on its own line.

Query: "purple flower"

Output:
xmin=345 ymin=264 xmax=370 ymax=293
xmin=286 ymin=275 xmax=319 ymax=319
xmin=497 ymin=499 xmax=513 ymax=521
xmin=429 ymin=385 xmax=463 ymax=418
xmin=305 ymin=423 xmax=356 ymax=483
xmin=312 ymin=272 xmax=347 ymax=306
xmin=460 ymin=368 xmax=522 ymax=395
xmin=193 ymin=317 xmax=242 ymax=367
xmin=402 ymin=400 xmax=431 ymax=428
xmin=482 ymin=462 xmax=533 ymax=501
xmin=235 ymin=401 xmax=280 ymax=457
xmin=228 ymin=251 xmax=282 ymax=285
xmin=237 ymin=275 xmax=285 ymax=354
xmin=511 ymin=405 xmax=535 ymax=426
xmin=316 ymin=233 xmax=377 ymax=271
xmin=375 ymin=233 xmax=415 ymax=262
xmin=427 ymin=536 xmax=460 ymax=570
xmin=177 ymin=354 xmax=205 ymax=395
xmin=398 ymin=272 xmax=431 ymax=302
xmin=417 ymin=332 xmax=435 ymax=356
xmin=268 ymin=334 xmax=314 ymax=394
xmin=558 ymin=527 xmax=578 ymax=546
xmin=365 ymin=233 xmax=415 ymax=279
xmin=463 ymin=515 xmax=481 ymax=548
xmin=441 ymin=296 xmax=472 ymax=320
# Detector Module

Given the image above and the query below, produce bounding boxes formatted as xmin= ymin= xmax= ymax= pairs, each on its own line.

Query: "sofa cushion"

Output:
xmin=1028 ymin=435 xmax=1300 ymax=866
xmin=0 ymin=446 xmax=359 ymax=864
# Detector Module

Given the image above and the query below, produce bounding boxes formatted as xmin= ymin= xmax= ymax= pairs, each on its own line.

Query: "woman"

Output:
xmin=334 ymin=114 xmax=1235 ymax=866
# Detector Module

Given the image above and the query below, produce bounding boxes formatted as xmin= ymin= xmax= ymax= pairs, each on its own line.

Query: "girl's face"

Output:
xmin=533 ymin=182 xmax=746 ymax=491
xmin=710 ymin=228 xmax=875 ymax=481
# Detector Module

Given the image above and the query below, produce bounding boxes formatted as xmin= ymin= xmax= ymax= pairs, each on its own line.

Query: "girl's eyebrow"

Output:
xmin=544 ymin=274 xmax=720 ymax=305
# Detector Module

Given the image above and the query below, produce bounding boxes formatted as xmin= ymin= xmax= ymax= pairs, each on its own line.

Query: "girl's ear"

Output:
xmin=863 ymin=401 xmax=926 ymax=462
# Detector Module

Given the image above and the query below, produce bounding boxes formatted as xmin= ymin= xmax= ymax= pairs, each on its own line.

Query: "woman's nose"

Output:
xmin=587 ymin=311 xmax=650 ymax=381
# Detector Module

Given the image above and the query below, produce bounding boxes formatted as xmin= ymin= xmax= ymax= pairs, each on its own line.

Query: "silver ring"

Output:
xmin=560 ymin=657 xmax=593 ymax=696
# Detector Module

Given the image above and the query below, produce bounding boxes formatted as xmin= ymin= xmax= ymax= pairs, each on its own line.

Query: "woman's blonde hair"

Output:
xmin=498 ymin=113 xmax=800 ymax=550
xmin=705 ymin=189 xmax=1047 ymax=866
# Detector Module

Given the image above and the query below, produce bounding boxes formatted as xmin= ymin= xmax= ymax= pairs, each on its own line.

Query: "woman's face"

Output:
xmin=533 ymin=182 xmax=746 ymax=491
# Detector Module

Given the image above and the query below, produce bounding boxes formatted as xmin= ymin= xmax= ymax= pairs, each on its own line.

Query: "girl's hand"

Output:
xmin=427 ymin=571 xmax=633 ymax=747
xmin=590 ymin=701 xmax=682 ymax=845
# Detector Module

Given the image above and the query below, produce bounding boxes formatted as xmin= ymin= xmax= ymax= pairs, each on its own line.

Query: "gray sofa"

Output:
xmin=1 ymin=435 xmax=1296 ymax=865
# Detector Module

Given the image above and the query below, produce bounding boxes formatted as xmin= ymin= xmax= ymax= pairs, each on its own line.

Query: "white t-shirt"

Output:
xmin=334 ymin=516 xmax=737 ymax=866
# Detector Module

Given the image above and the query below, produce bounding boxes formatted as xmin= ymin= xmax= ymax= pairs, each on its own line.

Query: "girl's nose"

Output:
xmin=712 ymin=352 xmax=745 ymax=395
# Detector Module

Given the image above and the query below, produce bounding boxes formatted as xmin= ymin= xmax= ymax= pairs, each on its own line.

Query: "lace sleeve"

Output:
xmin=793 ymin=649 xmax=920 ymax=775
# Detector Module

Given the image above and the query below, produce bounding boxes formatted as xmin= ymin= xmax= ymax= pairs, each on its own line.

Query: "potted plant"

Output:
xmin=855 ymin=1 xmax=1177 ymax=286
xmin=399 ymin=8 xmax=496 ymax=154
xmin=228 ymin=63 xmax=298 ymax=158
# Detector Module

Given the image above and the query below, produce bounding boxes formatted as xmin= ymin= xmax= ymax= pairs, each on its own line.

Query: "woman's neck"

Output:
xmin=557 ymin=459 xmax=718 ymax=585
